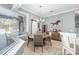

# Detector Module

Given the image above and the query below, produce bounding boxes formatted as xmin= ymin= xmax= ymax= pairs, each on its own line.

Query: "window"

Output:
xmin=0 ymin=18 xmax=19 ymax=36
xmin=0 ymin=17 xmax=19 ymax=52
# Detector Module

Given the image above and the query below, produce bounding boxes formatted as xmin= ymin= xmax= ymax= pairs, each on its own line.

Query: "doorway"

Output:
xmin=32 ymin=20 xmax=38 ymax=34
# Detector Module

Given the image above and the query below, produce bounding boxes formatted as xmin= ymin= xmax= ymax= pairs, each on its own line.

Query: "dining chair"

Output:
xmin=43 ymin=32 xmax=52 ymax=46
xmin=33 ymin=34 xmax=44 ymax=52
xmin=27 ymin=33 xmax=33 ymax=46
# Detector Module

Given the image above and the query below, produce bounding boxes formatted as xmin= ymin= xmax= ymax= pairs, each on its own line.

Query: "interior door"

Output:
xmin=32 ymin=21 xmax=38 ymax=34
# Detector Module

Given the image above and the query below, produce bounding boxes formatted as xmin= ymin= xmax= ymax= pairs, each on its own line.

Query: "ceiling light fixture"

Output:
xmin=39 ymin=5 xmax=42 ymax=8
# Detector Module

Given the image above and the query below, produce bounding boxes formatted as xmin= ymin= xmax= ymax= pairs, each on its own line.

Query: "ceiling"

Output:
xmin=19 ymin=4 xmax=79 ymax=18
xmin=1 ymin=4 xmax=79 ymax=18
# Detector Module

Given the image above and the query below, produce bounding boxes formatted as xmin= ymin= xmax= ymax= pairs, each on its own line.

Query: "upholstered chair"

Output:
xmin=34 ymin=34 xmax=43 ymax=52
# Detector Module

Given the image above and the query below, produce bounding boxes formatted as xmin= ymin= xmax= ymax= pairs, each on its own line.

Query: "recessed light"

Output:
xmin=50 ymin=10 xmax=54 ymax=12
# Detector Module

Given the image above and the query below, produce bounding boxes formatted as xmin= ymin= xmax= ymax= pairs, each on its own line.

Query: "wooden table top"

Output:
xmin=28 ymin=33 xmax=49 ymax=39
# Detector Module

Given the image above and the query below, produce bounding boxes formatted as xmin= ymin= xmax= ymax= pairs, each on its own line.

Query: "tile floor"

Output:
xmin=23 ymin=40 xmax=63 ymax=55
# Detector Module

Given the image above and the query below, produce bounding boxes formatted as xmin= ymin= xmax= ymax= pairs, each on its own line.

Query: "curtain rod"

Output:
xmin=0 ymin=14 xmax=18 ymax=19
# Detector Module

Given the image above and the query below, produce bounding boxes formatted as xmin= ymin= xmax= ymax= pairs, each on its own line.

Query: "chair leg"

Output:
xmin=64 ymin=49 xmax=66 ymax=55
xmin=43 ymin=39 xmax=45 ymax=45
xmin=34 ymin=46 xmax=35 ymax=52
xmin=49 ymin=37 xmax=52 ymax=46
xmin=27 ymin=39 xmax=29 ymax=46
xmin=42 ymin=46 xmax=43 ymax=53
xmin=50 ymin=40 xmax=52 ymax=46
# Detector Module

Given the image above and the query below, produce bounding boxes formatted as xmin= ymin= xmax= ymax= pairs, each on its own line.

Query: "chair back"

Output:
xmin=34 ymin=34 xmax=43 ymax=46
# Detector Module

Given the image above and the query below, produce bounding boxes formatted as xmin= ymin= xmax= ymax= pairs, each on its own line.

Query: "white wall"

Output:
xmin=45 ymin=11 xmax=75 ymax=33
xmin=16 ymin=9 xmax=40 ymax=34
